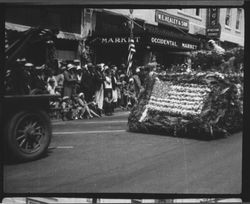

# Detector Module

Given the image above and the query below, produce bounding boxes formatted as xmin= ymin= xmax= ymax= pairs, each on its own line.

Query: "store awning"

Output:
xmin=145 ymin=24 xmax=200 ymax=51
xmin=57 ymin=31 xmax=82 ymax=41
xmin=5 ymin=22 xmax=82 ymax=41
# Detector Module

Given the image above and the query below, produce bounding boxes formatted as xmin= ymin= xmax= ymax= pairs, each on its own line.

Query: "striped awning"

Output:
xmin=5 ymin=22 xmax=82 ymax=41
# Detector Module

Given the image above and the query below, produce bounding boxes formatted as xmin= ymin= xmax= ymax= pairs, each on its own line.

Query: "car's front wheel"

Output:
xmin=5 ymin=110 xmax=52 ymax=161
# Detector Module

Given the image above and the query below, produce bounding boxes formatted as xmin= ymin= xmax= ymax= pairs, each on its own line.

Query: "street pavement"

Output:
xmin=4 ymin=111 xmax=242 ymax=194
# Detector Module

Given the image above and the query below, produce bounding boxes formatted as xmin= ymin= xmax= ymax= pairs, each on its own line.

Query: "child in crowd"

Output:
xmin=77 ymin=92 xmax=100 ymax=119
xmin=126 ymin=77 xmax=137 ymax=109
xmin=119 ymin=74 xmax=128 ymax=109
xmin=103 ymin=92 xmax=114 ymax=116
xmin=61 ymin=96 xmax=73 ymax=120
xmin=47 ymin=78 xmax=60 ymax=95
xmin=88 ymin=96 xmax=102 ymax=117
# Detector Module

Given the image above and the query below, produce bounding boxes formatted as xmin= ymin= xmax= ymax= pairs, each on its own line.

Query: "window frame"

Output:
xmin=235 ymin=8 xmax=242 ymax=31
xmin=225 ymin=8 xmax=232 ymax=27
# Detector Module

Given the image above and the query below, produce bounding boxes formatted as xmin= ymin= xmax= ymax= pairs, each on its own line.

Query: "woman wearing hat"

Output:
xmin=103 ymin=66 xmax=113 ymax=98
xmin=75 ymin=66 xmax=83 ymax=94
xmin=94 ymin=63 xmax=105 ymax=112
xmin=47 ymin=77 xmax=60 ymax=95
xmin=54 ymin=64 xmax=65 ymax=95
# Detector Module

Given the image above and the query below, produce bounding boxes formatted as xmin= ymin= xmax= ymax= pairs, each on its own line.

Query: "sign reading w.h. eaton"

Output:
xmin=155 ymin=10 xmax=189 ymax=31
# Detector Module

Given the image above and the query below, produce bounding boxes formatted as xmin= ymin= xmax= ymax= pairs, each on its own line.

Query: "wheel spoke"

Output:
xmin=31 ymin=122 xmax=38 ymax=128
xmin=35 ymin=126 xmax=42 ymax=131
xmin=16 ymin=134 xmax=26 ymax=141
xmin=33 ymin=143 xmax=40 ymax=149
xmin=34 ymin=131 xmax=43 ymax=136
xmin=19 ymin=138 xmax=27 ymax=147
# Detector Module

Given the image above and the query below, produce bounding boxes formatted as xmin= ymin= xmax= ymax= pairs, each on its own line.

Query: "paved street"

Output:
xmin=4 ymin=111 xmax=242 ymax=194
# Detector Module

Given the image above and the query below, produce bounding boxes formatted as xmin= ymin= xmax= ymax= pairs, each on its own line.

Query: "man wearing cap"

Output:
xmin=80 ymin=63 xmax=95 ymax=102
xmin=73 ymin=59 xmax=81 ymax=67
xmin=63 ymin=64 xmax=77 ymax=97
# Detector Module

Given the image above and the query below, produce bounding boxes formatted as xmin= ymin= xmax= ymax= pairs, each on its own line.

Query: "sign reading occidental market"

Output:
xmin=155 ymin=10 xmax=189 ymax=31
xmin=150 ymin=36 xmax=198 ymax=50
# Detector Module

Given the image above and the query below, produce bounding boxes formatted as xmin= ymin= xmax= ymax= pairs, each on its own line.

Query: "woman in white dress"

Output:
xmin=94 ymin=63 xmax=105 ymax=111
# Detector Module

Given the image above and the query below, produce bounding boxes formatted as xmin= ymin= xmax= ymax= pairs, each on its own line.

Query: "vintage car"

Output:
xmin=3 ymin=26 xmax=59 ymax=161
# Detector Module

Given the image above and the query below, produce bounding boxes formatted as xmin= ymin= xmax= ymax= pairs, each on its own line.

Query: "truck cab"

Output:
xmin=3 ymin=26 xmax=59 ymax=161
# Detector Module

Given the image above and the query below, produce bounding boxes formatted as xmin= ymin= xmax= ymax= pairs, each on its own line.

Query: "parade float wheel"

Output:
xmin=5 ymin=110 xmax=51 ymax=161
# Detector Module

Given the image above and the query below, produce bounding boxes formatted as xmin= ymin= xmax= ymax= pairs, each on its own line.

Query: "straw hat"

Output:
xmin=67 ymin=64 xmax=74 ymax=70
xmin=24 ymin=63 xmax=33 ymax=67
xmin=62 ymin=96 xmax=70 ymax=100
xmin=76 ymin=66 xmax=82 ymax=71
xmin=35 ymin=64 xmax=45 ymax=70
xmin=78 ymin=92 xmax=84 ymax=97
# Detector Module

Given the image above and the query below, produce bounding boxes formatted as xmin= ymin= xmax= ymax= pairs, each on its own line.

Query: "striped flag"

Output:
xmin=126 ymin=38 xmax=136 ymax=75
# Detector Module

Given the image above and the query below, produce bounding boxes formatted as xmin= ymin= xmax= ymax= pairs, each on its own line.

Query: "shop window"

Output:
xmin=225 ymin=8 xmax=232 ymax=27
xmin=236 ymin=8 xmax=242 ymax=30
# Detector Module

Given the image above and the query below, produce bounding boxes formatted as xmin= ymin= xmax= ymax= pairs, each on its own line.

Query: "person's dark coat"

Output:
xmin=80 ymin=68 xmax=95 ymax=102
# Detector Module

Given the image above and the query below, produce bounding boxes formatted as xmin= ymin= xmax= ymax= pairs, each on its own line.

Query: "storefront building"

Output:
xmin=219 ymin=8 xmax=244 ymax=48
xmin=88 ymin=9 xmax=202 ymax=67
xmin=88 ymin=8 xmax=244 ymax=68
xmin=5 ymin=7 xmax=83 ymax=65
xmin=5 ymin=7 xmax=244 ymax=67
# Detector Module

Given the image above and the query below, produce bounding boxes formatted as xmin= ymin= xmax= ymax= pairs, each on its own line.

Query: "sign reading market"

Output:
xmin=155 ymin=10 xmax=189 ymax=31
xmin=100 ymin=37 xmax=141 ymax=44
xmin=150 ymin=36 xmax=198 ymax=50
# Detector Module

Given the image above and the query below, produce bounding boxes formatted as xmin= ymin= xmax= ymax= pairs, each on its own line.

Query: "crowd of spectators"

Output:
xmin=55 ymin=60 xmax=146 ymax=120
xmin=6 ymin=56 xmax=192 ymax=121
xmin=6 ymin=58 xmax=159 ymax=120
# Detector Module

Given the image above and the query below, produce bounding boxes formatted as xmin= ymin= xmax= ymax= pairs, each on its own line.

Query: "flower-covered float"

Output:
xmin=128 ymin=48 xmax=243 ymax=139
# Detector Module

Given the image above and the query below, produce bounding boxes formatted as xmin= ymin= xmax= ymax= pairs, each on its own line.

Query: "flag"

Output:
xmin=126 ymin=38 xmax=136 ymax=75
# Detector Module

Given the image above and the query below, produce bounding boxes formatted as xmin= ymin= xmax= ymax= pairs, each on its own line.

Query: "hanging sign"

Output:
xmin=155 ymin=10 xmax=189 ymax=31
xmin=206 ymin=8 xmax=221 ymax=38
xmin=207 ymin=8 xmax=220 ymax=27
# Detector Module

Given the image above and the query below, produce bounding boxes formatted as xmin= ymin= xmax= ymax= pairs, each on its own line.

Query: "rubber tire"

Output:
xmin=5 ymin=110 xmax=52 ymax=162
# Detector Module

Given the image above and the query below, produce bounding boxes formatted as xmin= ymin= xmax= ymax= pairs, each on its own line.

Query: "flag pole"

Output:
xmin=127 ymin=9 xmax=134 ymax=76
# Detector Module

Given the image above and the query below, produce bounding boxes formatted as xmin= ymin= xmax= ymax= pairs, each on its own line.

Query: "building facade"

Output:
xmin=5 ymin=7 xmax=244 ymax=67
xmin=219 ymin=8 xmax=244 ymax=48
xmin=89 ymin=9 xmax=202 ymax=66
xmin=86 ymin=8 xmax=244 ymax=67
xmin=5 ymin=7 xmax=83 ymax=64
